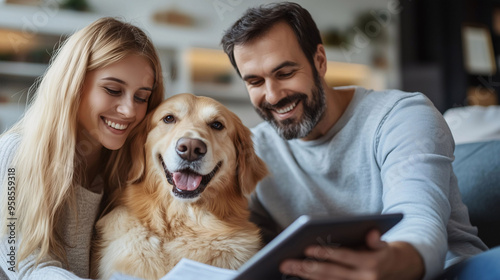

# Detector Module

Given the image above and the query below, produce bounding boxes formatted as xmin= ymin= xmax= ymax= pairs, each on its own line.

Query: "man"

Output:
xmin=221 ymin=2 xmax=489 ymax=280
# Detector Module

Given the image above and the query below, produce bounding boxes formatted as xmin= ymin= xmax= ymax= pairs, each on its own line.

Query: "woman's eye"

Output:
xmin=104 ymin=87 xmax=121 ymax=95
xmin=163 ymin=115 xmax=175 ymax=123
xmin=210 ymin=121 xmax=224 ymax=130
xmin=134 ymin=96 xmax=148 ymax=103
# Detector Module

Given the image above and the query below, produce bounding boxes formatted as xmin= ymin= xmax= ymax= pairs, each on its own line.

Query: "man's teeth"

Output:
xmin=276 ymin=101 xmax=298 ymax=114
xmin=104 ymin=118 xmax=128 ymax=130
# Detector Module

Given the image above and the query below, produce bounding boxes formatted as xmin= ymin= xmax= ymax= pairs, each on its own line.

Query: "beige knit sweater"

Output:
xmin=0 ymin=133 xmax=103 ymax=279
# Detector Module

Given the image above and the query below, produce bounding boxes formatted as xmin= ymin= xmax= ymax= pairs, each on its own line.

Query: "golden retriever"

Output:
xmin=94 ymin=93 xmax=268 ymax=280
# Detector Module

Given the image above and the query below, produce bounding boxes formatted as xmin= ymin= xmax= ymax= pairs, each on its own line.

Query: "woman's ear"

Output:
xmin=233 ymin=119 xmax=268 ymax=196
xmin=127 ymin=116 xmax=150 ymax=183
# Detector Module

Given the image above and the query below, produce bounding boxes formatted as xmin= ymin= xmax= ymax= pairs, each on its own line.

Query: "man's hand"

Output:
xmin=279 ymin=230 xmax=425 ymax=280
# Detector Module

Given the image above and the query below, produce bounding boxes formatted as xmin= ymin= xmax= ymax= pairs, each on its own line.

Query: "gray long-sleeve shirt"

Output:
xmin=250 ymin=87 xmax=487 ymax=280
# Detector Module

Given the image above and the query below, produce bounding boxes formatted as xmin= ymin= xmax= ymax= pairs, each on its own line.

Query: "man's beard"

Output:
xmin=254 ymin=72 xmax=326 ymax=140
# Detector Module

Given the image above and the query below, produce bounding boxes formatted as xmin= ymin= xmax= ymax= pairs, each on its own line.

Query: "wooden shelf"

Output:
xmin=0 ymin=4 xmax=219 ymax=49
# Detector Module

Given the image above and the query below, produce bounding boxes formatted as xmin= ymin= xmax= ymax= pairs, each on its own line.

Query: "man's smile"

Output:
xmin=272 ymin=100 xmax=301 ymax=120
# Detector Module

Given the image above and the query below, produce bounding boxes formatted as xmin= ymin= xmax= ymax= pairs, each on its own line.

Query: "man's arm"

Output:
xmin=375 ymin=93 xmax=453 ymax=279
xmin=280 ymin=93 xmax=455 ymax=280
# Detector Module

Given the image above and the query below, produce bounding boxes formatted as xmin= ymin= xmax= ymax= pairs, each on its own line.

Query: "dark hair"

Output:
xmin=221 ymin=2 xmax=322 ymax=77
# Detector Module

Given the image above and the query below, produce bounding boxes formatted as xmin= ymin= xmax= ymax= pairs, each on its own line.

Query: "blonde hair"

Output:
xmin=1 ymin=17 xmax=164 ymax=265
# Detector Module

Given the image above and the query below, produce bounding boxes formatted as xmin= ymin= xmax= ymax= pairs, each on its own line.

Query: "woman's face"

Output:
xmin=78 ymin=54 xmax=155 ymax=151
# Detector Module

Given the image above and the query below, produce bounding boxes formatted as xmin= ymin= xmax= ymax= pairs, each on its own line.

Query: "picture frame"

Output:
xmin=493 ymin=7 xmax=500 ymax=35
xmin=462 ymin=24 xmax=497 ymax=75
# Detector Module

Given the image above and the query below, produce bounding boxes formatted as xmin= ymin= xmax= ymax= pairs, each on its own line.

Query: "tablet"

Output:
xmin=233 ymin=213 xmax=403 ymax=280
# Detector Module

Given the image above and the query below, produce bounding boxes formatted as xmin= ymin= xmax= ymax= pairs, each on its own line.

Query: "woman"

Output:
xmin=0 ymin=17 xmax=164 ymax=279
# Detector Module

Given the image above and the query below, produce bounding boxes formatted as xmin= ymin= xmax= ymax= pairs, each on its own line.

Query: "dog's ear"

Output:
xmin=233 ymin=118 xmax=268 ymax=195
xmin=127 ymin=115 xmax=151 ymax=184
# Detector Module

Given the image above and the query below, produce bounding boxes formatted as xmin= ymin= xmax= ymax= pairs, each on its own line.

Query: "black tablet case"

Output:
xmin=233 ymin=213 xmax=403 ymax=280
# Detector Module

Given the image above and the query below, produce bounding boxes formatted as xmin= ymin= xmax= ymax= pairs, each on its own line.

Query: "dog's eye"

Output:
xmin=163 ymin=115 xmax=175 ymax=123
xmin=210 ymin=121 xmax=224 ymax=130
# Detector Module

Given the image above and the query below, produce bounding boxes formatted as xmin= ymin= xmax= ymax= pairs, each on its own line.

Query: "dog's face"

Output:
xmin=129 ymin=93 xmax=267 ymax=202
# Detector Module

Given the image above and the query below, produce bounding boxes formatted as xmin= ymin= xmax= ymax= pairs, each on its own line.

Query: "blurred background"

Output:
xmin=0 ymin=0 xmax=499 ymax=131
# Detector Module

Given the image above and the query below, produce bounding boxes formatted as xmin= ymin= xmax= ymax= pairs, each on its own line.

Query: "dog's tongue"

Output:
xmin=173 ymin=172 xmax=202 ymax=191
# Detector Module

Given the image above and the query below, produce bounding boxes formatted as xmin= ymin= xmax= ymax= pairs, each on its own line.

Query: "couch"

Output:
xmin=445 ymin=105 xmax=500 ymax=248
xmin=453 ymin=140 xmax=500 ymax=248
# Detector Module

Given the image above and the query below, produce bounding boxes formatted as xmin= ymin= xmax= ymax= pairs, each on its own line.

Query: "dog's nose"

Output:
xmin=176 ymin=137 xmax=207 ymax=161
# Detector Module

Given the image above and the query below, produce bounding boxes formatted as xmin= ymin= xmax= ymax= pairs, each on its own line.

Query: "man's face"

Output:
xmin=233 ymin=22 xmax=326 ymax=140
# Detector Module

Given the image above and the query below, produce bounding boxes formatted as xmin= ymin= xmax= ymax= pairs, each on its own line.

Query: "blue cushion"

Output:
xmin=437 ymin=246 xmax=500 ymax=280
xmin=453 ymin=140 xmax=500 ymax=248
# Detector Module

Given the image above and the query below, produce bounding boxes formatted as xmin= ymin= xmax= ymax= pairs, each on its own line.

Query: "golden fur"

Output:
xmin=94 ymin=93 xmax=268 ymax=280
